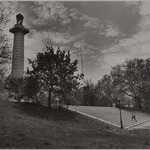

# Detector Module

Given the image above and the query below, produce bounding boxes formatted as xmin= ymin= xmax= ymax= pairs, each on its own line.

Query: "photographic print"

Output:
xmin=0 ymin=0 xmax=150 ymax=149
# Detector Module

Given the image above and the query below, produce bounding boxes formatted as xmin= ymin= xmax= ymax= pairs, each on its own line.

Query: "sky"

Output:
xmin=2 ymin=1 xmax=150 ymax=83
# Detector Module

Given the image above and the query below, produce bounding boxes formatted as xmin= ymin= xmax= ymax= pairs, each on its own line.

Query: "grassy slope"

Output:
xmin=0 ymin=92 xmax=150 ymax=149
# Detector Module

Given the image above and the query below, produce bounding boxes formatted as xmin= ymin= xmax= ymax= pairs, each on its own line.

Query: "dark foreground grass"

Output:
xmin=1 ymin=92 xmax=150 ymax=148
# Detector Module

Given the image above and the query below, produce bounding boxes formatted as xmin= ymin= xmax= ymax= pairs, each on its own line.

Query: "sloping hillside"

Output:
xmin=0 ymin=92 xmax=150 ymax=149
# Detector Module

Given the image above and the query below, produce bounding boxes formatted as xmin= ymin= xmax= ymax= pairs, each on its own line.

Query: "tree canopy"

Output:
xmin=27 ymin=45 xmax=83 ymax=108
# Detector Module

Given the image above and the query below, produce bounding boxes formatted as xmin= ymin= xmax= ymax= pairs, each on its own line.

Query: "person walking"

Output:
xmin=131 ymin=113 xmax=137 ymax=122
xmin=54 ymin=96 xmax=59 ymax=107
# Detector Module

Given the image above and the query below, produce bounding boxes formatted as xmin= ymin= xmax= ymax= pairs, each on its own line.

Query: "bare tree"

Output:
xmin=0 ymin=3 xmax=11 ymax=86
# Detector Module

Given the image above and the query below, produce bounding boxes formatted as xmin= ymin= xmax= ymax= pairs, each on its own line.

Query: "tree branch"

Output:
xmin=121 ymin=89 xmax=133 ymax=98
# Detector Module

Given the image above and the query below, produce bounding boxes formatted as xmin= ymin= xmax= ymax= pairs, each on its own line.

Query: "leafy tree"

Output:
xmin=110 ymin=58 xmax=150 ymax=109
xmin=5 ymin=76 xmax=24 ymax=102
xmin=96 ymin=75 xmax=114 ymax=106
xmin=54 ymin=48 xmax=83 ymax=108
xmin=110 ymin=64 xmax=127 ymax=104
xmin=82 ymin=80 xmax=97 ymax=106
xmin=28 ymin=45 xmax=83 ymax=108
xmin=69 ymin=87 xmax=85 ymax=105
xmin=137 ymin=81 xmax=150 ymax=109
xmin=23 ymin=75 xmax=39 ymax=103
xmin=0 ymin=67 xmax=7 ymax=92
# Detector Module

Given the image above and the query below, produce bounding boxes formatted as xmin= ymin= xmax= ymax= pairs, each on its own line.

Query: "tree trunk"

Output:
xmin=110 ymin=100 xmax=113 ymax=107
xmin=135 ymin=96 xmax=142 ymax=109
xmin=66 ymin=98 xmax=69 ymax=109
xmin=62 ymin=93 xmax=69 ymax=110
xmin=48 ymin=89 xmax=51 ymax=108
xmin=18 ymin=91 xmax=20 ymax=103
xmin=137 ymin=101 xmax=142 ymax=109
xmin=35 ymin=93 xmax=38 ymax=104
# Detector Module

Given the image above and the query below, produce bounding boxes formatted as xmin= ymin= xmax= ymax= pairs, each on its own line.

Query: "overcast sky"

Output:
xmin=3 ymin=1 xmax=150 ymax=83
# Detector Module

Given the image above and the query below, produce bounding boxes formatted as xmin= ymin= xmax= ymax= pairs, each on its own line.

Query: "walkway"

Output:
xmin=69 ymin=105 xmax=150 ymax=129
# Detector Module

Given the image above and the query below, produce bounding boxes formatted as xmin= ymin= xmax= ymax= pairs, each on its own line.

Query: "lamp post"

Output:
xmin=118 ymin=98 xmax=123 ymax=129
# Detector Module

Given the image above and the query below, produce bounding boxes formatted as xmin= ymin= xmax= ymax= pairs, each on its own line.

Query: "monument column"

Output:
xmin=9 ymin=14 xmax=29 ymax=78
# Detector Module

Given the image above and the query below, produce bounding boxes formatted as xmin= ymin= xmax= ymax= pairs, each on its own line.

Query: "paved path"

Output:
xmin=129 ymin=121 xmax=150 ymax=129
xmin=69 ymin=105 xmax=150 ymax=129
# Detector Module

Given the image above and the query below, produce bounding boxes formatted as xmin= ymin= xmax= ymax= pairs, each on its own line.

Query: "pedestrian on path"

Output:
xmin=131 ymin=113 xmax=137 ymax=122
xmin=54 ymin=96 xmax=59 ymax=107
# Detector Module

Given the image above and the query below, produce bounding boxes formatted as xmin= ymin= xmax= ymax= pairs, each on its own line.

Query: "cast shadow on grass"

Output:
xmin=11 ymin=102 xmax=78 ymax=121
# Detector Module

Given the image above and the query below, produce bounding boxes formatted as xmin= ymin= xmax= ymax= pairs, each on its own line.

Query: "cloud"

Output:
xmin=104 ymin=24 xmax=120 ymax=38
xmin=98 ymin=1 xmax=150 ymax=79
xmin=2 ymin=1 xmax=146 ymax=83
xmin=138 ymin=1 xmax=150 ymax=32
xmin=29 ymin=2 xmax=73 ymax=27
xmin=82 ymin=15 xmax=100 ymax=29
xmin=24 ymin=31 xmax=44 ymax=69
xmin=41 ymin=31 xmax=76 ymax=45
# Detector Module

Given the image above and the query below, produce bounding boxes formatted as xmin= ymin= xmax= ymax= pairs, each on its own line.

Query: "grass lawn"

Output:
xmin=1 ymin=92 xmax=150 ymax=149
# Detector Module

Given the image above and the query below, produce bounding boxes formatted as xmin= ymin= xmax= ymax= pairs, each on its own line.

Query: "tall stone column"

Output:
xmin=9 ymin=14 xmax=29 ymax=78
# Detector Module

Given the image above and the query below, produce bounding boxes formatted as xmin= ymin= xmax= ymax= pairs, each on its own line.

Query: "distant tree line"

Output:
xmin=5 ymin=53 xmax=150 ymax=110
xmin=72 ymin=58 xmax=150 ymax=109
